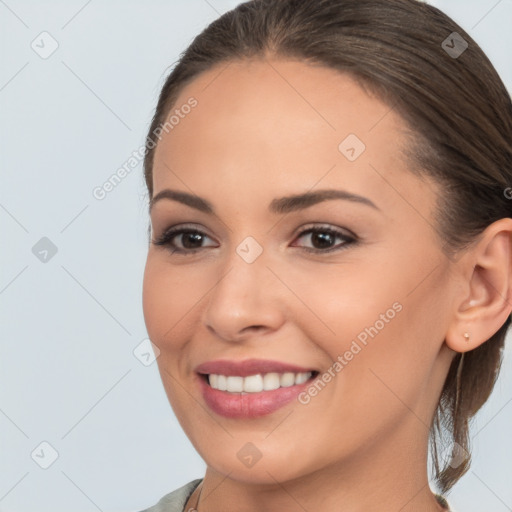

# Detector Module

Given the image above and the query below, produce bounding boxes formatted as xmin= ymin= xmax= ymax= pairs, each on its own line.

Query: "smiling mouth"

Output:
xmin=200 ymin=371 xmax=319 ymax=393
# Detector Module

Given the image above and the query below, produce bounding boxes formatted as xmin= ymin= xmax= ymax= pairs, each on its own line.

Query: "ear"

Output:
xmin=445 ymin=218 xmax=512 ymax=353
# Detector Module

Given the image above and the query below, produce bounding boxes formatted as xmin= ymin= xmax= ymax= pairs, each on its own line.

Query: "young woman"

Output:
xmin=139 ymin=0 xmax=512 ymax=510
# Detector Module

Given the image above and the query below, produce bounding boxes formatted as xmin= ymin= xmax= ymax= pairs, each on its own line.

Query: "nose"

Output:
xmin=201 ymin=248 xmax=286 ymax=343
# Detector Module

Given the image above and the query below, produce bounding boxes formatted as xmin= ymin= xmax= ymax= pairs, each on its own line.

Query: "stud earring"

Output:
xmin=463 ymin=332 xmax=470 ymax=342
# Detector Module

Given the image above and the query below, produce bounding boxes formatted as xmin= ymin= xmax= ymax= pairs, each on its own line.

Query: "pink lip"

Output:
xmin=195 ymin=359 xmax=317 ymax=419
xmin=195 ymin=358 xmax=315 ymax=377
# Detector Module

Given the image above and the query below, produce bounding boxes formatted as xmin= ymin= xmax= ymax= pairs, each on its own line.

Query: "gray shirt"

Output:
xmin=138 ymin=479 xmax=202 ymax=512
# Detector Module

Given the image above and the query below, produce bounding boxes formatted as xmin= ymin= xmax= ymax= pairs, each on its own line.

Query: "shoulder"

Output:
xmin=137 ymin=479 xmax=203 ymax=512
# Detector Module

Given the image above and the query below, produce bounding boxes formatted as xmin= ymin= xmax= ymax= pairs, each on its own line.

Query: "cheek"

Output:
xmin=286 ymin=254 xmax=447 ymax=411
xmin=142 ymin=253 xmax=209 ymax=347
xmin=142 ymin=256 xmax=205 ymax=425
xmin=293 ymin=249 xmax=448 ymax=357
xmin=282 ymin=259 xmax=401 ymax=356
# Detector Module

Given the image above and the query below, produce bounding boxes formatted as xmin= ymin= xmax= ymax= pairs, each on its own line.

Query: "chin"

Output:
xmin=194 ymin=437 xmax=325 ymax=486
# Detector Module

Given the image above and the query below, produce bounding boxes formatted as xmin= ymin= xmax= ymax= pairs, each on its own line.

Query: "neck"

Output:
xmin=194 ymin=415 xmax=445 ymax=512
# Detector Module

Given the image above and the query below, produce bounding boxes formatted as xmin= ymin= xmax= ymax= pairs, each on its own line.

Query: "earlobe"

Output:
xmin=445 ymin=218 xmax=512 ymax=353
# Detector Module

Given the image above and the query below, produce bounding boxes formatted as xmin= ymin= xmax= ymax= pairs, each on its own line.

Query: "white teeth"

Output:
xmin=263 ymin=372 xmax=280 ymax=391
xmin=243 ymin=374 xmax=263 ymax=393
xmin=295 ymin=372 xmax=310 ymax=385
xmin=208 ymin=371 xmax=313 ymax=393
xmin=209 ymin=374 xmax=218 ymax=388
xmin=226 ymin=376 xmax=244 ymax=392
xmin=217 ymin=374 xmax=227 ymax=391
xmin=280 ymin=372 xmax=295 ymax=387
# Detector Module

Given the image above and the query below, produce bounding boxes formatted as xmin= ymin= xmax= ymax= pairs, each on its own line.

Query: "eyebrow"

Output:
xmin=149 ymin=188 xmax=379 ymax=214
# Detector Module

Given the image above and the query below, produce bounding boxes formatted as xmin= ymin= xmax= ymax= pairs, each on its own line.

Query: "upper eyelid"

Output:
xmin=154 ymin=223 xmax=215 ymax=239
xmin=156 ymin=223 xmax=354 ymax=238
xmin=294 ymin=223 xmax=356 ymax=239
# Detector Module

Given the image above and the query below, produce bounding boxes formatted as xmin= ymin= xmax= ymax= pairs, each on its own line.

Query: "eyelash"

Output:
xmin=152 ymin=224 xmax=357 ymax=255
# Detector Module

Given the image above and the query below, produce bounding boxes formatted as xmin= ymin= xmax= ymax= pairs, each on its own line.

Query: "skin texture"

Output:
xmin=142 ymin=58 xmax=512 ymax=512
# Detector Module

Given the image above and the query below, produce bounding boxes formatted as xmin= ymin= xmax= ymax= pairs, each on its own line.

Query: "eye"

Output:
xmin=291 ymin=225 xmax=357 ymax=253
xmin=152 ymin=225 xmax=218 ymax=254
xmin=152 ymin=223 xmax=357 ymax=255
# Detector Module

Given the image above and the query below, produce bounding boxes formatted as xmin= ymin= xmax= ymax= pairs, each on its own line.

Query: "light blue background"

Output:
xmin=1 ymin=1 xmax=511 ymax=511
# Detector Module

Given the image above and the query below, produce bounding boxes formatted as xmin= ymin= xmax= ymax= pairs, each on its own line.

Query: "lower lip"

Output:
xmin=198 ymin=375 xmax=312 ymax=418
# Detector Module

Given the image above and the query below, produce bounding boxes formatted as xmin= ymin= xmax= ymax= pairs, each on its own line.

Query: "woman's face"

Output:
xmin=143 ymin=59 xmax=457 ymax=484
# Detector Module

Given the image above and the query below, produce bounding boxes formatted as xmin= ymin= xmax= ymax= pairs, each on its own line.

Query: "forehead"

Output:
xmin=152 ymin=58 xmax=436 ymax=216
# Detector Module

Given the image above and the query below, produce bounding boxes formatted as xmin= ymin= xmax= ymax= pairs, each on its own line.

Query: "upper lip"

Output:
xmin=195 ymin=358 xmax=316 ymax=377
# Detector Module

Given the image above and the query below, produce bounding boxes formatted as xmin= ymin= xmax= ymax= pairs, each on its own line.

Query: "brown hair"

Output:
xmin=143 ymin=0 xmax=512 ymax=495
